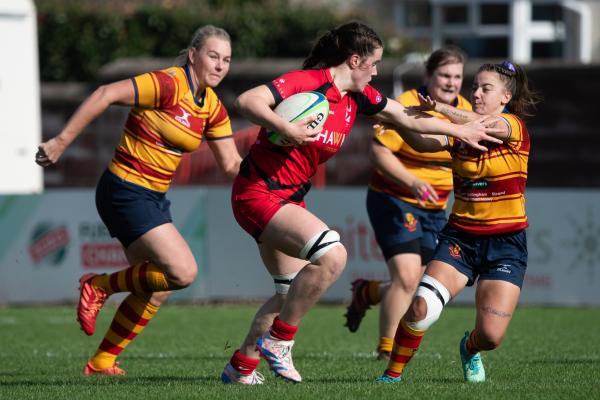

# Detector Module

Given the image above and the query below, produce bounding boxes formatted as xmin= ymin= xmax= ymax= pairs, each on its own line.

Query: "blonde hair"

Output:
xmin=173 ymin=25 xmax=231 ymax=66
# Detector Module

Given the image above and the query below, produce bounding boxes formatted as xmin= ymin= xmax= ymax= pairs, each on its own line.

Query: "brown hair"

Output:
xmin=478 ymin=61 xmax=542 ymax=118
xmin=425 ymin=45 xmax=466 ymax=76
xmin=302 ymin=22 xmax=383 ymax=70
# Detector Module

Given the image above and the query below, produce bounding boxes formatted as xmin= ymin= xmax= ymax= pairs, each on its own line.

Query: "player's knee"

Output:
xmin=168 ymin=263 xmax=198 ymax=288
xmin=405 ymin=275 xmax=451 ymax=331
xmin=299 ymin=229 xmax=344 ymax=264
xmin=315 ymin=244 xmax=347 ymax=281
xmin=390 ymin=272 xmax=421 ymax=295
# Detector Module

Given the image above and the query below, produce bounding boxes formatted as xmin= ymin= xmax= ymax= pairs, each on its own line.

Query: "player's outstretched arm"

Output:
xmin=418 ymin=93 xmax=510 ymax=140
xmin=35 ymin=79 xmax=135 ymax=167
xmin=374 ymin=98 xmax=503 ymax=152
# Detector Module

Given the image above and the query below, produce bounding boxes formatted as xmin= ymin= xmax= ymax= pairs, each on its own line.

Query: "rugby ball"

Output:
xmin=268 ymin=91 xmax=329 ymax=146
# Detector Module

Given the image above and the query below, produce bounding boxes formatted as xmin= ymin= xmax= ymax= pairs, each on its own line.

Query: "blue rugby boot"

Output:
xmin=460 ymin=331 xmax=486 ymax=383
xmin=375 ymin=373 xmax=402 ymax=384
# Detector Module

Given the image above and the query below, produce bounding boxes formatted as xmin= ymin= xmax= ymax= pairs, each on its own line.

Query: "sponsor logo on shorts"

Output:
xmin=495 ymin=264 xmax=512 ymax=274
xmin=403 ymin=212 xmax=418 ymax=232
xmin=449 ymin=244 xmax=462 ymax=259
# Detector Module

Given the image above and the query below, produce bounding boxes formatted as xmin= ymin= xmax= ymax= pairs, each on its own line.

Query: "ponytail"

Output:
xmin=302 ymin=21 xmax=383 ymax=70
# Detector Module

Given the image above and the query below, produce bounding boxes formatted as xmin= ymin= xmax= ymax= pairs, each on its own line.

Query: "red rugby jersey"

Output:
xmin=245 ymin=68 xmax=387 ymax=201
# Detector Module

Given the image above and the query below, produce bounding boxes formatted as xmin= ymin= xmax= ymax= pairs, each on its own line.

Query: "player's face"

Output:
xmin=471 ymin=71 xmax=512 ymax=115
xmin=189 ymin=36 xmax=232 ymax=89
xmin=427 ymin=62 xmax=463 ymax=105
xmin=351 ymin=47 xmax=383 ymax=91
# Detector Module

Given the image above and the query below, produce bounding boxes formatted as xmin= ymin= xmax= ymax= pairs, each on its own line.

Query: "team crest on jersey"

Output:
xmin=175 ymin=107 xmax=191 ymax=128
xmin=376 ymin=95 xmax=382 ymax=103
xmin=449 ymin=244 xmax=462 ymax=259
xmin=403 ymin=213 xmax=418 ymax=232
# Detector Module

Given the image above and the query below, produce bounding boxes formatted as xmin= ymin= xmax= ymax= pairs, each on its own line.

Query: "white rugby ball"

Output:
xmin=268 ymin=91 xmax=329 ymax=146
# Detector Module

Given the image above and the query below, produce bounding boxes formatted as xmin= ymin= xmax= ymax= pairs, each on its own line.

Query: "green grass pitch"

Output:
xmin=1 ymin=304 xmax=598 ymax=399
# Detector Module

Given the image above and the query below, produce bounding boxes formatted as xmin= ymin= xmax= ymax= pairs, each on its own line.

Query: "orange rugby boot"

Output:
xmin=83 ymin=361 xmax=125 ymax=376
xmin=77 ymin=273 xmax=108 ymax=336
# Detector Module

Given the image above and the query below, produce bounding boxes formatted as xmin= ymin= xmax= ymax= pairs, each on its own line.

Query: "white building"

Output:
xmin=377 ymin=0 xmax=598 ymax=63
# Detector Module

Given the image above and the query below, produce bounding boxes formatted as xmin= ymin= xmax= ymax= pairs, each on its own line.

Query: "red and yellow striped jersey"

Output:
xmin=448 ymin=113 xmax=530 ymax=234
xmin=108 ymin=65 xmax=232 ymax=192
xmin=369 ymin=88 xmax=471 ymax=210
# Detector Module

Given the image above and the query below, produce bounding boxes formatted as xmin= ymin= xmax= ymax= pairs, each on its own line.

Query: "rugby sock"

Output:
xmin=378 ymin=336 xmax=394 ymax=354
xmin=466 ymin=330 xmax=482 ymax=355
xmin=384 ymin=320 xmax=426 ymax=378
xmin=91 ymin=261 xmax=172 ymax=295
xmin=361 ymin=280 xmax=382 ymax=305
xmin=230 ymin=350 xmax=260 ymax=374
xmin=89 ymin=294 xmax=159 ymax=370
xmin=269 ymin=316 xmax=298 ymax=341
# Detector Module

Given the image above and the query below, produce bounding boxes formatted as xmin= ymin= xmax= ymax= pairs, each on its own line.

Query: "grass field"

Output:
xmin=1 ymin=303 xmax=598 ymax=399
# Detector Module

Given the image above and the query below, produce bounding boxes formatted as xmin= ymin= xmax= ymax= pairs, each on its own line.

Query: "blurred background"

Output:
xmin=0 ymin=0 xmax=598 ymax=305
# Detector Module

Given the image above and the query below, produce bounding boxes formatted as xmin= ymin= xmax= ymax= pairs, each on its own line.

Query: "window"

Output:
xmin=532 ymin=4 xmax=563 ymax=22
xmin=403 ymin=2 xmax=431 ymax=27
xmin=442 ymin=5 xmax=468 ymax=24
xmin=447 ymin=37 xmax=508 ymax=58
xmin=532 ymin=41 xmax=564 ymax=59
xmin=480 ymin=3 xmax=509 ymax=25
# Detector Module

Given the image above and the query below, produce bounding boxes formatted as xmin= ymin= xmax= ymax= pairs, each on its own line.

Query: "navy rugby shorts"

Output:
xmin=366 ymin=189 xmax=446 ymax=262
xmin=95 ymin=169 xmax=172 ymax=248
xmin=432 ymin=225 xmax=527 ymax=288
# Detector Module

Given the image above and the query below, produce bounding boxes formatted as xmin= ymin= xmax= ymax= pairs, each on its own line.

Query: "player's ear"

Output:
xmin=501 ymin=89 xmax=512 ymax=106
xmin=187 ymin=48 xmax=196 ymax=65
xmin=347 ymin=54 xmax=361 ymax=69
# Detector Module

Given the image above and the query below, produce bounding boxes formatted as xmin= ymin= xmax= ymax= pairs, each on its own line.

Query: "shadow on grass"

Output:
xmin=0 ymin=376 xmax=218 ymax=387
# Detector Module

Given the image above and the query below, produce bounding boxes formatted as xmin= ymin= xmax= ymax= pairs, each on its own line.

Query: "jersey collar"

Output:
xmin=325 ymin=68 xmax=342 ymax=102
xmin=184 ymin=64 xmax=206 ymax=107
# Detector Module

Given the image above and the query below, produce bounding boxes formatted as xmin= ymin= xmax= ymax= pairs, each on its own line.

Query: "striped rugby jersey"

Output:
xmin=448 ymin=113 xmax=530 ymax=234
xmin=108 ymin=65 xmax=232 ymax=192
xmin=369 ymin=87 xmax=471 ymax=210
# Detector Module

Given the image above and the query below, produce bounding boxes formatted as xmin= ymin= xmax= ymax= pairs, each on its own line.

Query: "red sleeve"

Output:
xmin=132 ymin=70 xmax=178 ymax=108
xmin=355 ymin=85 xmax=387 ymax=116
xmin=266 ymin=70 xmax=321 ymax=105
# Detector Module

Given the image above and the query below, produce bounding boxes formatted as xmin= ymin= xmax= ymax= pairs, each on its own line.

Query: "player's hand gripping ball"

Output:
xmin=268 ymin=91 xmax=329 ymax=146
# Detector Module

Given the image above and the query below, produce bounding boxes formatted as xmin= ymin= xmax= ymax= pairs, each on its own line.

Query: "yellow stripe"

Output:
xmin=401 ymin=320 xmax=425 ymax=337
xmin=452 ymin=215 xmax=528 ymax=225
xmin=105 ymin=329 xmax=132 ymax=347
xmin=388 ymin=360 xmax=406 ymax=371
xmin=131 ymin=264 xmax=145 ymax=294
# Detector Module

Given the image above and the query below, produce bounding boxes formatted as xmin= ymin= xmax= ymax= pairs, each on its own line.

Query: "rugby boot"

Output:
xmin=460 ymin=331 xmax=486 ymax=383
xmin=77 ymin=273 xmax=108 ymax=336
xmin=344 ymin=279 xmax=370 ymax=332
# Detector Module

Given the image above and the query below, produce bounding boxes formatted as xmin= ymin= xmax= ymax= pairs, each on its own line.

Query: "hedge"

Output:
xmin=37 ymin=1 xmax=349 ymax=81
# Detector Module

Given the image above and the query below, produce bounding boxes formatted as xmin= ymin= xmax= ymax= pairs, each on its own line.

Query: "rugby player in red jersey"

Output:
xmin=377 ymin=61 xmax=541 ymax=384
xmin=36 ymin=26 xmax=241 ymax=376
xmin=220 ymin=21 xmax=502 ymax=384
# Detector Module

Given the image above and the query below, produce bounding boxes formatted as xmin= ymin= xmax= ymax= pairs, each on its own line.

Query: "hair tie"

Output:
xmin=497 ymin=60 xmax=516 ymax=76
